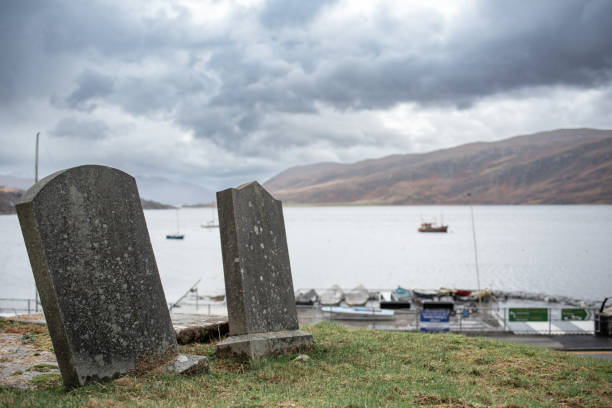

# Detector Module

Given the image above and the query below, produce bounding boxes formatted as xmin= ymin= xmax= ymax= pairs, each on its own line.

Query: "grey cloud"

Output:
xmin=259 ymin=0 xmax=338 ymax=28
xmin=51 ymin=117 xmax=109 ymax=140
xmin=64 ymin=71 xmax=114 ymax=111
xmin=2 ymin=0 xmax=612 ymax=187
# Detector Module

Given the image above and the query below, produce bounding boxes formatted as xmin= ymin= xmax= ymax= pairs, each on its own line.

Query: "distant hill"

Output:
xmin=140 ymin=198 xmax=176 ymax=210
xmin=0 ymin=187 xmax=175 ymax=214
xmin=264 ymin=128 xmax=612 ymax=204
xmin=134 ymin=176 xmax=215 ymax=206
xmin=0 ymin=174 xmax=214 ymax=209
xmin=0 ymin=175 xmax=33 ymax=191
xmin=0 ymin=186 xmax=23 ymax=214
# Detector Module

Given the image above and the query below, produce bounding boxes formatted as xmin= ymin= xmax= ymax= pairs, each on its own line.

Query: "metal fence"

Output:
xmin=316 ymin=305 xmax=597 ymax=335
xmin=1 ymin=297 xmax=597 ymax=335
xmin=0 ymin=298 xmax=41 ymax=316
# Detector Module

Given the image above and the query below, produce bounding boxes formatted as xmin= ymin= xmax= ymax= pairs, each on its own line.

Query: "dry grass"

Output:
xmin=1 ymin=321 xmax=611 ymax=407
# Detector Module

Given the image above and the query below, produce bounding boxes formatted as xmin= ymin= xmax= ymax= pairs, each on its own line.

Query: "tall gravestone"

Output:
xmin=16 ymin=165 xmax=207 ymax=388
xmin=215 ymin=181 xmax=313 ymax=359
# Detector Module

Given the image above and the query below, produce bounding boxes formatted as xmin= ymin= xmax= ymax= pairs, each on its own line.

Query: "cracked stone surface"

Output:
xmin=217 ymin=181 xmax=299 ymax=336
xmin=216 ymin=182 xmax=313 ymax=359
xmin=216 ymin=330 xmax=313 ymax=360
xmin=165 ymin=354 xmax=209 ymax=375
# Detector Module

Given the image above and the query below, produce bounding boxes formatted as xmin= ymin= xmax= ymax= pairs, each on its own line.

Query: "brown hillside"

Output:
xmin=0 ymin=186 xmax=23 ymax=214
xmin=264 ymin=128 xmax=612 ymax=204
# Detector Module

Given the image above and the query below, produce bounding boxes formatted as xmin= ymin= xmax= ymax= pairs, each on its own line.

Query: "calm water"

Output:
xmin=1 ymin=206 xmax=611 ymax=304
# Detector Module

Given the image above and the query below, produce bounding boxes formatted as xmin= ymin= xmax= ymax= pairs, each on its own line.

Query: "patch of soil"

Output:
xmin=0 ymin=332 xmax=58 ymax=389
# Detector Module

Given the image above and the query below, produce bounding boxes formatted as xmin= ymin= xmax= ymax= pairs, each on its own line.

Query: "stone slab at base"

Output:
xmin=166 ymin=354 xmax=209 ymax=375
xmin=216 ymin=330 xmax=313 ymax=360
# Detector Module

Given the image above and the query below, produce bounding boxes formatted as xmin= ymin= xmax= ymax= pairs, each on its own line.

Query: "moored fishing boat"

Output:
xmin=418 ymin=222 xmax=448 ymax=233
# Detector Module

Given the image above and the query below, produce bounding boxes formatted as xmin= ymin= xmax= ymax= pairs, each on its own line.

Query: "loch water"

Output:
xmin=1 ymin=205 xmax=611 ymax=304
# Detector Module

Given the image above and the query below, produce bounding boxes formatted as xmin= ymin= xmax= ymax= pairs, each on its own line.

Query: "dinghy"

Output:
xmin=295 ymin=289 xmax=319 ymax=305
xmin=379 ymin=291 xmax=411 ymax=309
xmin=320 ymin=285 xmax=344 ymax=306
xmin=345 ymin=284 xmax=369 ymax=306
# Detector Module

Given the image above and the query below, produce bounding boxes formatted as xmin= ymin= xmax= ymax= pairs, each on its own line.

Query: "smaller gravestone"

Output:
xmin=215 ymin=181 xmax=313 ymax=360
xmin=16 ymin=165 xmax=207 ymax=388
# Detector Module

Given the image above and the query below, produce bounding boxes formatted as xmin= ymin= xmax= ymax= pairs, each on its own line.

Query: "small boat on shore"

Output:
xmin=418 ymin=222 xmax=448 ymax=233
xmin=320 ymin=285 xmax=344 ymax=306
xmin=469 ymin=289 xmax=493 ymax=302
xmin=321 ymin=306 xmax=395 ymax=321
xmin=295 ymin=289 xmax=319 ymax=305
xmin=413 ymin=289 xmax=438 ymax=299
xmin=345 ymin=284 xmax=369 ymax=306
xmin=379 ymin=291 xmax=411 ymax=309
xmin=394 ymin=286 xmax=412 ymax=300
xmin=455 ymin=289 xmax=473 ymax=297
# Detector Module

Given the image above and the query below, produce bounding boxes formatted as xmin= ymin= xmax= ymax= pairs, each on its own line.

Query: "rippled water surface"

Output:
xmin=1 ymin=205 xmax=611 ymax=303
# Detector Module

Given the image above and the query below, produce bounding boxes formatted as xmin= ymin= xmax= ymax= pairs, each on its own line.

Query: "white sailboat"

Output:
xmin=166 ymin=208 xmax=184 ymax=239
xmin=201 ymin=207 xmax=219 ymax=228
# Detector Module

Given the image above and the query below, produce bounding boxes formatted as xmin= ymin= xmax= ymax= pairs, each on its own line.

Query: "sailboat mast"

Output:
xmin=470 ymin=205 xmax=481 ymax=292
xmin=468 ymin=193 xmax=482 ymax=307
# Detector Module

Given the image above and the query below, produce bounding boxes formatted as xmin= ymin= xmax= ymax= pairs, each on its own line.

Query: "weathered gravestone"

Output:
xmin=215 ymin=181 xmax=313 ymax=359
xmin=16 ymin=165 xmax=208 ymax=388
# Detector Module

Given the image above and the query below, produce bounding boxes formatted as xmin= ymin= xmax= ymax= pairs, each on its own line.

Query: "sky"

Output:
xmin=1 ymin=0 xmax=612 ymax=190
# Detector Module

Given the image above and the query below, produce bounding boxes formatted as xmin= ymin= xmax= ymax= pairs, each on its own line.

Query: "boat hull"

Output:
xmin=380 ymin=301 xmax=411 ymax=310
xmin=418 ymin=226 xmax=448 ymax=233
xmin=321 ymin=306 xmax=395 ymax=321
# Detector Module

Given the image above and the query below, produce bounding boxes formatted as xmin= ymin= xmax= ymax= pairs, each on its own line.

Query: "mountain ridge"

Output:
xmin=264 ymin=128 xmax=612 ymax=204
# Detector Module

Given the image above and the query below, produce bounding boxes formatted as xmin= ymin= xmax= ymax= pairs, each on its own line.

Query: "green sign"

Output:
xmin=561 ymin=308 xmax=590 ymax=321
xmin=509 ymin=308 xmax=548 ymax=322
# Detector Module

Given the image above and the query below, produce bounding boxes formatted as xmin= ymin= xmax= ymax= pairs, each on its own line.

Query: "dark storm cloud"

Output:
xmin=303 ymin=0 xmax=612 ymax=110
xmin=4 ymin=0 xmax=612 ymax=118
xmin=1 ymin=0 xmax=612 ymax=186
xmin=64 ymin=71 xmax=114 ymax=111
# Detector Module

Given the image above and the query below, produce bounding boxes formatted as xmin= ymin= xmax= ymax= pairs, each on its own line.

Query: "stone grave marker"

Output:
xmin=16 ymin=165 xmax=207 ymax=388
xmin=215 ymin=181 xmax=313 ymax=359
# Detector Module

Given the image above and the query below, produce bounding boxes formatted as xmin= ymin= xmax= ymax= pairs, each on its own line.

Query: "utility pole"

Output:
xmin=468 ymin=193 xmax=482 ymax=309
xmin=34 ymin=132 xmax=40 ymax=312
xmin=35 ymin=132 xmax=40 ymax=183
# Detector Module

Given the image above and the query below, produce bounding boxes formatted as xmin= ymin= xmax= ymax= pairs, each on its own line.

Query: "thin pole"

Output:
xmin=468 ymin=193 xmax=482 ymax=308
xmin=35 ymin=132 xmax=40 ymax=183
xmin=34 ymin=132 xmax=40 ymax=312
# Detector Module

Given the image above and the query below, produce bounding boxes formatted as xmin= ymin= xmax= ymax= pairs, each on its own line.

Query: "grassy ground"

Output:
xmin=1 ymin=321 xmax=611 ymax=407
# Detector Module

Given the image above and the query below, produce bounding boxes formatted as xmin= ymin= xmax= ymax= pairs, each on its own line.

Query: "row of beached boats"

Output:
xmin=296 ymin=285 xmax=493 ymax=321
xmin=295 ymin=285 xmax=493 ymax=307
